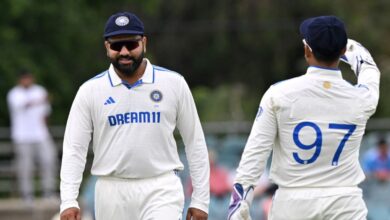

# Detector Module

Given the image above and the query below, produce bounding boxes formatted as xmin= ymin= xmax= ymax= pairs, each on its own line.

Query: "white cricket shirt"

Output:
xmin=7 ymin=85 xmax=51 ymax=143
xmin=60 ymin=59 xmax=209 ymax=213
xmin=235 ymin=63 xmax=380 ymax=189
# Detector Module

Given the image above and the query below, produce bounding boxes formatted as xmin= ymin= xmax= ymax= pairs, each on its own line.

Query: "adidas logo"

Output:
xmin=104 ymin=97 xmax=116 ymax=105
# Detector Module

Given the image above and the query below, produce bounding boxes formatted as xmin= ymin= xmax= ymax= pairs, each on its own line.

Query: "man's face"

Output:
xmin=105 ymin=35 xmax=146 ymax=76
xmin=379 ymin=143 xmax=388 ymax=156
xmin=19 ymin=74 xmax=34 ymax=88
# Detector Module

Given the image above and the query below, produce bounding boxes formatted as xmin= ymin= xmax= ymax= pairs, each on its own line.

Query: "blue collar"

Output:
xmin=122 ymin=79 xmax=143 ymax=89
xmin=305 ymin=66 xmax=343 ymax=79
xmin=309 ymin=65 xmax=340 ymax=71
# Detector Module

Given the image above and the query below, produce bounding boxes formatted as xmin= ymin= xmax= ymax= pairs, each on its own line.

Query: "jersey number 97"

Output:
xmin=292 ymin=121 xmax=356 ymax=166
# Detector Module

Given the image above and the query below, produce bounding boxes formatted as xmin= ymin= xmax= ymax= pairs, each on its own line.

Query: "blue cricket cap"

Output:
xmin=300 ymin=15 xmax=347 ymax=57
xmin=104 ymin=12 xmax=144 ymax=39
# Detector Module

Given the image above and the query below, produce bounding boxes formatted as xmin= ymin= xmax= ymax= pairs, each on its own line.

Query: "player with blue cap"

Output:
xmin=228 ymin=15 xmax=380 ymax=220
xmin=60 ymin=11 xmax=210 ymax=220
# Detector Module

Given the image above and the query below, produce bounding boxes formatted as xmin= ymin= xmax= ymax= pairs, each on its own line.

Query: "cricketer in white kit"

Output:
xmin=7 ymin=70 xmax=57 ymax=202
xmin=60 ymin=12 xmax=209 ymax=220
xmin=228 ymin=16 xmax=380 ymax=220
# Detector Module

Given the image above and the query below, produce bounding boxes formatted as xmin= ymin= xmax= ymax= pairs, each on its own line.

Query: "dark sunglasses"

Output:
xmin=109 ymin=39 xmax=142 ymax=52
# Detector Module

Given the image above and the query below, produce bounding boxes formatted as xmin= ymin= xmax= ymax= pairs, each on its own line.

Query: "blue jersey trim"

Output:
xmin=108 ymin=71 xmax=114 ymax=87
xmin=122 ymin=79 xmax=143 ymax=89
xmin=309 ymin=65 xmax=340 ymax=71
xmin=93 ymin=71 xmax=107 ymax=79
xmin=152 ymin=65 xmax=183 ymax=85
xmin=85 ymin=71 xmax=108 ymax=84
xmin=152 ymin=66 xmax=155 ymax=83
xmin=153 ymin=65 xmax=172 ymax=72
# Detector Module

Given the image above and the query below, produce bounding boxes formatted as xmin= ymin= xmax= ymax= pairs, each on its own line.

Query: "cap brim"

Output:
xmin=104 ymin=30 xmax=144 ymax=38
xmin=107 ymin=38 xmax=142 ymax=44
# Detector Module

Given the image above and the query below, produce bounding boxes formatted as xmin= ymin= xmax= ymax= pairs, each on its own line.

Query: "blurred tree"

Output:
xmin=0 ymin=0 xmax=389 ymax=125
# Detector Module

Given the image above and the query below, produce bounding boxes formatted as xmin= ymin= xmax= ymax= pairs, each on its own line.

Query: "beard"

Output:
xmin=111 ymin=50 xmax=144 ymax=77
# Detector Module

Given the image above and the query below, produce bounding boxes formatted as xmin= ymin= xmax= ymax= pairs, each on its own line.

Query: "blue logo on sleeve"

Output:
xmin=256 ymin=106 xmax=263 ymax=120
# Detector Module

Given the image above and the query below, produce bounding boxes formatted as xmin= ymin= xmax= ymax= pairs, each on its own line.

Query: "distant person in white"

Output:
xmin=228 ymin=15 xmax=380 ymax=220
xmin=60 ymin=11 xmax=210 ymax=220
xmin=7 ymin=70 xmax=57 ymax=203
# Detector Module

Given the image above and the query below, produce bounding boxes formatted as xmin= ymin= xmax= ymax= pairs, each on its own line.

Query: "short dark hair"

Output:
xmin=312 ymin=50 xmax=343 ymax=63
xmin=378 ymin=138 xmax=387 ymax=146
xmin=18 ymin=69 xmax=32 ymax=78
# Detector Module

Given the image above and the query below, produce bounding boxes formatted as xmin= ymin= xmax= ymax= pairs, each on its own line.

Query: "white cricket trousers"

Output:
xmin=15 ymin=139 xmax=57 ymax=199
xmin=269 ymin=187 xmax=367 ymax=220
xmin=95 ymin=171 xmax=184 ymax=220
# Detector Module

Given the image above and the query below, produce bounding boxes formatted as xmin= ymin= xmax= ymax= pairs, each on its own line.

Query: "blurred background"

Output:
xmin=0 ymin=0 xmax=389 ymax=219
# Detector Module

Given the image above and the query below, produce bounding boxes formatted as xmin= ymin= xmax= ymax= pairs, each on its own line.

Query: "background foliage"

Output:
xmin=1 ymin=0 xmax=389 ymax=125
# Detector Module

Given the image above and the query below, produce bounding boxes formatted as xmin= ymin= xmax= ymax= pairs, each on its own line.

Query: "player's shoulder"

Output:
xmin=268 ymin=75 xmax=306 ymax=95
xmin=7 ymin=86 xmax=20 ymax=99
xmin=271 ymin=75 xmax=305 ymax=88
xmin=32 ymin=84 xmax=47 ymax=91
xmin=151 ymin=64 xmax=188 ymax=87
xmin=7 ymin=86 xmax=19 ymax=94
xmin=81 ymin=70 xmax=109 ymax=87
xmin=152 ymin=65 xmax=183 ymax=79
xmin=76 ymin=70 xmax=109 ymax=95
xmin=86 ymin=70 xmax=109 ymax=83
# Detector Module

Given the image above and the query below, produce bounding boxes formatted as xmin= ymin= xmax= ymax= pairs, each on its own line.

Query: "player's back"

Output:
xmin=269 ymin=66 xmax=376 ymax=187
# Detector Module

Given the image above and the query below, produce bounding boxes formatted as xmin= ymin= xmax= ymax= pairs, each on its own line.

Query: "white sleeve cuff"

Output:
xmin=189 ymin=200 xmax=209 ymax=214
xmin=60 ymin=200 xmax=80 ymax=214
